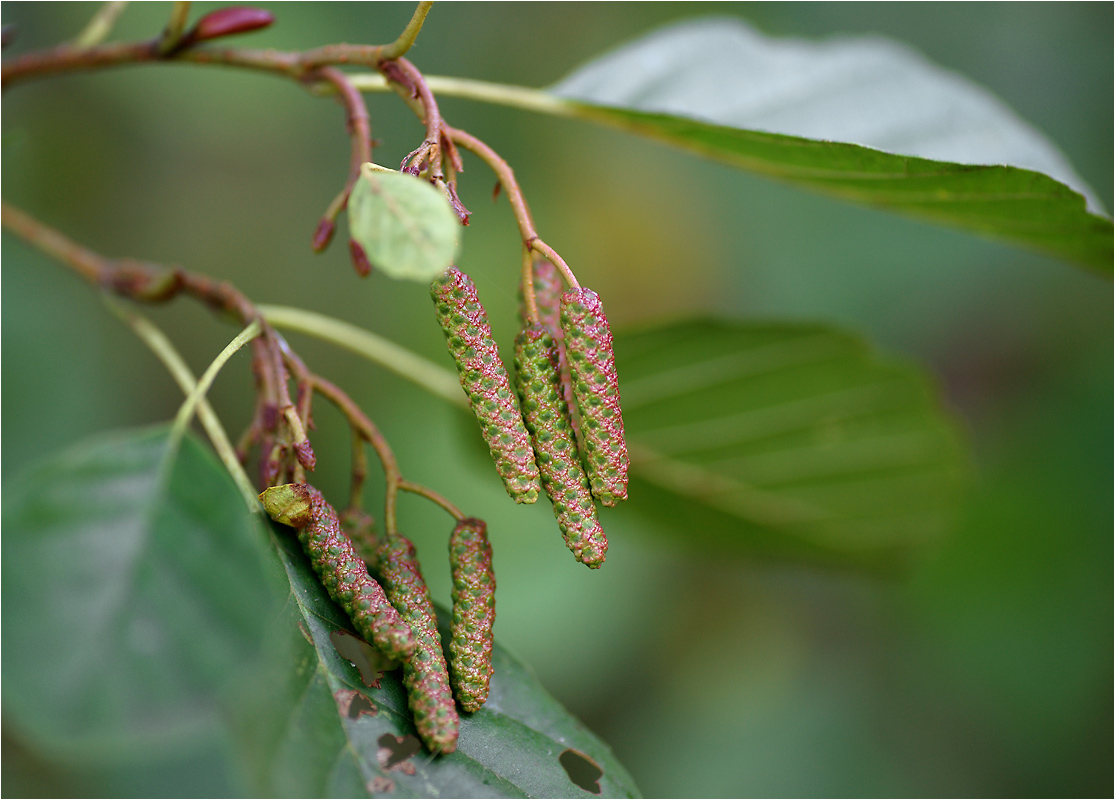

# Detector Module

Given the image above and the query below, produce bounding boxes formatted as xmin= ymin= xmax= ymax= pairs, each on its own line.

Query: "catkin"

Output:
xmin=258 ymin=484 xmax=415 ymax=662
xmin=514 ymin=325 xmax=608 ymax=568
xmin=521 ymin=259 xmax=580 ymax=440
xmin=374 ymin=535 xmax=460 ymax=753
xmin=432 ymin=266 xmax=540 ymax=504
xmin=561 ymin=288 xmax=628 ymax=506
xmin=447 ymin=518 xmax=495 ymax=712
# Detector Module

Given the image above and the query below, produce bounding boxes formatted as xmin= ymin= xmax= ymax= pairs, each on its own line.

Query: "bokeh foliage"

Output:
xmin=3 ymin=3 xmax=1111 ymax=797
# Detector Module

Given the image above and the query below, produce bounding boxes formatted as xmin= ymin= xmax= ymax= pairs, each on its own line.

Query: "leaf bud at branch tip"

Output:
xmin=184 ymin=7 xmax=275 ymax=45
xmin=349 ymin=239 xmax=373 ymax=277
xmin=311 ymin=217 xmax=336 ymax=253
xmin=294 ymin=439 xmax=317 ymax=471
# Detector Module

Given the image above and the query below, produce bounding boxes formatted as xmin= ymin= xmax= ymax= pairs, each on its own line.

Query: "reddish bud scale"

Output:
xmin=447 ymin=518 xmax=495 ymax=712
xmin=375 ymin=535 xmax=460 ymax=753
xmin=268 ymin=485 xmax=416 ymax=662
xmin=188 ymin=6 xmax=275 ymax=43
xmin=349 ymin=239 xmax=372 ymax=277
xmin=431 ymin=267 xmax=540 ymax=503
xmin=521 ymin=260 xmax=580 ymax=440
xmin=514 ymin=326 xmax=607 ymax=568
xmin=560 ymin=288 xmax=628 ymax=506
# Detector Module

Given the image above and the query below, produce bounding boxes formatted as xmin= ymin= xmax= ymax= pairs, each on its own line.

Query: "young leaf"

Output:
xmin=347 ymin=163 xmax=461 ymax=283
xmin=543 ymin=18 xmax=1112 ymax=273
xmin=617 ymin=319 xmax=968 ymax=570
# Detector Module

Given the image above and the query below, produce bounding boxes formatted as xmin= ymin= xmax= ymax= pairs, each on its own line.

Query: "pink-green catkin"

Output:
xmin=447 ymin=518 xmax=495 ymax=712
xmin=560 ymin=288 xmax=629 ymax=506
xmin=432 ymin=266 xmax=540 ymax=504
xmin=374 ymin=535 xmax=460 ymax=753
xmin=520 ymin=259 xmax=580 ymax=440
xmin=259 ymin=484 xmax=415 ymax=662
xmin=514 ymin=325 xmax=608 ymax=568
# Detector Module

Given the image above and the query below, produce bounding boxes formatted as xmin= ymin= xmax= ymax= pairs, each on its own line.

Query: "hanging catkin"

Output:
xmin=520 ymin=258 xmax=580 ymax=440
xmin=373 ymin=534 xmax=460 ymax=753
xmin=258 ymin=484 xmax=415 ymax=662
xmin=447 ymin=517 xmax=495 ymax=712
xmin=432 ymin=266 xmax=540 ymax=503
xmin=560 ymin=288 xmax=628 ymax=506
xmin=514 ymin=324 xmax=608 ymax=568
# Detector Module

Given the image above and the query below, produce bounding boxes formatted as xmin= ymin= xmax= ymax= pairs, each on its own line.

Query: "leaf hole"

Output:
xmin=334 ymin=688 xmax=377 ymax=720
xmin=559 ymin=748 xmax=603 ymax=794
xmin=330 ymin=629 xmax=394 ymax=688
xmin=377 ymin=733 xmax=422 ymax=770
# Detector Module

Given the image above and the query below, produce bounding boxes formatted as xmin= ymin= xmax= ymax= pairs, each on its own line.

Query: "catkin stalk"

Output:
xmin=447 ymin=518 xmax=495 ymax=712
xmin=259 ymin=484 xmax=415 ymax=662
xmin=561 ymin=288 xmax=628 ymax=506
xmin=374 ymin=535 xmax=460 ymax=753
xmin=515 ymin=325 xmax=608 ymax=568
xmin=432 ymin=266 xmax=540 ymax=503
xmin=520 ymin=259 xmax=580 ymax=439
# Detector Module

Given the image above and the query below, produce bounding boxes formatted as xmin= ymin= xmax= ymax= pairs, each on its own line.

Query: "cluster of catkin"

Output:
xmin=431 ymin=262 xmax=629 ymax=568
xmin=259 ymin=484 xmax=494 ymax=754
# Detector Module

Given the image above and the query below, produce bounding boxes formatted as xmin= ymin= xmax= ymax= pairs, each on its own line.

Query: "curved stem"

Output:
xmin=74 ymin=2 xmax=131 ymax=49
xmin=398 ymin=480 xmax=464 ymax=521
xmin=104 ymin=298 xmax=261 ymax=511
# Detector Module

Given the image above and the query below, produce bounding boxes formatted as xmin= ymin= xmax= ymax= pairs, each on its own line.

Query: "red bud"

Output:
xmin=187 ymin=7 xmax=274 ymax=43
xmin=311 ymin=217 xmax=335 ymax=253
xmin=349 ymin=239 xmax=372 ymax=277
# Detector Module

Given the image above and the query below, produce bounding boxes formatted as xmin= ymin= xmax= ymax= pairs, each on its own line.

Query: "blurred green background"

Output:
xmin=3 ymin=3 xmax=1111 ymax=796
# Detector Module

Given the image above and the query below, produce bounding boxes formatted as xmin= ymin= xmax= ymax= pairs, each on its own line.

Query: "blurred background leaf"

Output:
xmin=2 ymin=2 xmax=1111 ymax=797
xmin=619 ymin=319 xmax=966 ymax=570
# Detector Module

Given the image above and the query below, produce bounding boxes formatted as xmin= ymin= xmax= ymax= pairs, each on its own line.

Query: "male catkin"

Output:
xmin=520 ymin=259 xmax=580 ymax=439
xmin=374 ymin=535 xmax=460 ymax=753
xmin=258 ymin=484 xmax=415 ymax=662
xmin=447 ymin=518 xmax=495 ymax=712
xmin=514 ymin=325 xmax=608 ymax=568
xmin=432 ymin=266 xmax=540 ymax=503
xmin=561 ymin=288 xmax=628 ymax=506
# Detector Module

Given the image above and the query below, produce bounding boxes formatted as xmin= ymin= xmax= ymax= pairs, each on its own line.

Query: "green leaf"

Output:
xmin=347 ymin=163 xmax=461 ymax=282
xmin=617 ymin=319 xmax=968 ymax=570
xmin=546 ymin=18 xmax=1112 ymax=273
xmin=233 ymin=525 xmax=642 ymax=798
xmin=1 ymin=426 xmax=286 ymax=760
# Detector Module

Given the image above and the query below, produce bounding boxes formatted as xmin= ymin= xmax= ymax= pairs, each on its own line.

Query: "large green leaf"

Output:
xmin=1 ymin=426 xmax=286 ymax=759
xmin=395 ymin=18 xmax=1109 ymax=272
xmin=548 ymin=18 xmax=1111 ymax=272
xmin=234 ymin=524 xmax=642 ymax=798
xmin=617 ymin=320 xmax=968 ymax=570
